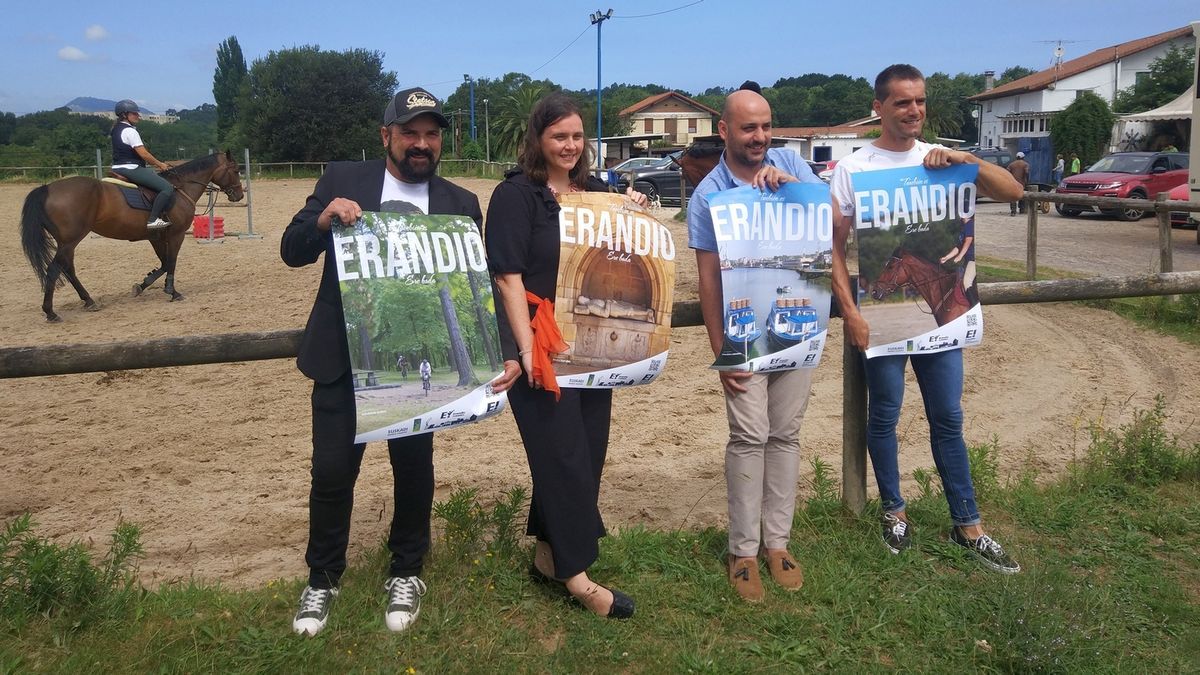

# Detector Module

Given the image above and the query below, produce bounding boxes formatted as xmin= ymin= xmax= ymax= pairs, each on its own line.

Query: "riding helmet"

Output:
xmin=114 ymin=99 xmax=140 ymax=117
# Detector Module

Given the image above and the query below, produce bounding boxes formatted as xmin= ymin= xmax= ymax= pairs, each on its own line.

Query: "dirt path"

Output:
xmin=1 ymin=180 xmax=1196 ymax=589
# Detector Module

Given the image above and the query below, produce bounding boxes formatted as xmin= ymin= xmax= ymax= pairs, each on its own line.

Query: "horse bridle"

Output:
xmin=878 ymin=254 xmax=960 ymax=317
xmin=162 ymin=163 xmax=243 ymax=202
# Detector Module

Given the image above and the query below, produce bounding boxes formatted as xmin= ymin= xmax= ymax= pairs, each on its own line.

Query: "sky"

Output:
xmin=1 ymin=1 xmax=1197 ymax=115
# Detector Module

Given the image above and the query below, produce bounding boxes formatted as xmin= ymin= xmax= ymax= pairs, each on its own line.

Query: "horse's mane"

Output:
xmin=161 ymin=152 xmax=227 ymax=179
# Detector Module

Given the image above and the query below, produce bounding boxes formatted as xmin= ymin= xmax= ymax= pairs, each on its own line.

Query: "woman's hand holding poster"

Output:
xmin=551 ymin=192 xmax=676 ymax=389
xmin=850 ymin=163 xmax=983 ymax=359
xmin=708 ymin=182 xmax=835 ymax=372
xmin=333 ymin=212 xmax=507 ymax=442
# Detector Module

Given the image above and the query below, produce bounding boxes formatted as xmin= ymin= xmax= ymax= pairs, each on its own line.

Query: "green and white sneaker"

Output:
xmin=950 ymin=528 xmax=1020 ymax=574
xmin=292 ymin=585 xmax=338 ymax=636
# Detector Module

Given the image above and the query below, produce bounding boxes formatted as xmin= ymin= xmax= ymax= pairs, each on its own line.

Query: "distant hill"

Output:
xmin=63 ymin=96 xmax=157 ymax=115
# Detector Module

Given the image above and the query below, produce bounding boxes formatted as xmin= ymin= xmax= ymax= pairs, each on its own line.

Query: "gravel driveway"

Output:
xmin=972 ymin=201 xmax=1200 ymax=276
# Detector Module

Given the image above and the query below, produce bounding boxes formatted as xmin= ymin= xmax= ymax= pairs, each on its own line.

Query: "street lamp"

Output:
xmin=590 ymin=8 xmax=613 ymax=174
xmin=483 ymin=98 xmax=490 ymax=162
xmin=464 ymin=74 xmax=476 ymax=141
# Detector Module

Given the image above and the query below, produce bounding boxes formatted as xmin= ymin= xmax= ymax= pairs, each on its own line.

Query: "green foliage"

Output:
xmin=1082 ymin=395 xmax=1199 ymax=486
xmin=1049 ymin=92 xmax=1115 ymax=167
xmin=996 ymin=65 xmax=1036 ymax=85
xmin=0 ymin=515 xmax=142 ymax=629
xmin=460 ymin=140 xmax=484 ymax=161
xmin=764 ymin=73 xmax=874 ymax=127
xmin=431 ymin=487 xmax=527 ymax=562
xmin=967 ymin=436 xmax=1001 ymax=500
xmin=236 ymin=45 xmax=396 ymax=162
xmin=213 ymin=36 xmax=247 ymax=143
xmin=1113 ymin=44 xmax=1195 ymax=113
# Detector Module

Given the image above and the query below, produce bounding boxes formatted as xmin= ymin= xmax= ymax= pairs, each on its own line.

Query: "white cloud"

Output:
xmin=85 ymin=24 xmax=109 ymax=41
xmin=58 ymin=46 xmax=89 ymax=61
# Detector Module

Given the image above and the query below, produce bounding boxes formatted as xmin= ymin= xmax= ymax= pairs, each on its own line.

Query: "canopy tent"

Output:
xmin=1118 ymin=85 xmax=1195 ymax=122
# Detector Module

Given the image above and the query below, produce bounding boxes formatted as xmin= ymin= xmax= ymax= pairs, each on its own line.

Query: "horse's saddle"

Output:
xmin=101 ymin=175 xmax=156 ymax=211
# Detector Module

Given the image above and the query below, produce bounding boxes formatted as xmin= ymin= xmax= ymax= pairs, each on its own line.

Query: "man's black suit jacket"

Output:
xmin=281 ymin=160 xmax=484 ymax=384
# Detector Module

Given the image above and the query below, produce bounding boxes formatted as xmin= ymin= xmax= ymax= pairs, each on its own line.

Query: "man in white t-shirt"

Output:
xmin=829 ymin=64 xmax=1023 ymax=574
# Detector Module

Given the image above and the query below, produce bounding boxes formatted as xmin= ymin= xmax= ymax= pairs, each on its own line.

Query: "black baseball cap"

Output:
xmin=383 ymin=87 xmax=449 ymax=128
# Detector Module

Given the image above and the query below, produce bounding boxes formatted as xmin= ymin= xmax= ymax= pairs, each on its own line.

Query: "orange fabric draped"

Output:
xmin=525 ymin=291 xmax=568 ymax=400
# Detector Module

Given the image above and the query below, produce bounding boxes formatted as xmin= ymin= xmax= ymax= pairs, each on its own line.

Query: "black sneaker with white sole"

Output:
xmin=384 ymin=575 xmax=427 ymax=632
xmin=880 ymin=512 xmax=912 ymax=554
xmin=292 ymin=585 xmax=338 ymax=636
xmin=950 ymin=528 xmax=1021 ymax=574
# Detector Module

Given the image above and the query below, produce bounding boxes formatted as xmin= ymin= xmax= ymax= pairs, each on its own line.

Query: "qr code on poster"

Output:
xmin=966 ymin=314 xmax=978 ymax=327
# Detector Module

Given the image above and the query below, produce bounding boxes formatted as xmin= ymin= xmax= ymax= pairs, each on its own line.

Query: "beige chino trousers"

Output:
xmin=724 ymin=366 xmax=814 ymax=557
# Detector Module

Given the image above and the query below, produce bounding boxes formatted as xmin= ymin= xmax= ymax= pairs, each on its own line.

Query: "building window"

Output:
xmin=644 ymin=119 xmax=653 ymax=133
xmin=1134 ymin=71 xmax=1149 ymax=86
xmin=688 ymin=118 xmax=697 ymax=133
xmin=986 ymin=101 xmax=992 ymax=112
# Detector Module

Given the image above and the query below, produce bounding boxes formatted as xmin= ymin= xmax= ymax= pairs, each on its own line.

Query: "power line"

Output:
xmin=531 ymin=25 xmax=592 ymax=75
xmin=614 ymin=0 xmax=705 ymax=19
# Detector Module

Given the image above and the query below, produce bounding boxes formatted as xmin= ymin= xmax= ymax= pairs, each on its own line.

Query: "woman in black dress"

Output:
xmin=486 ymin=93 xmax=647 ymax=619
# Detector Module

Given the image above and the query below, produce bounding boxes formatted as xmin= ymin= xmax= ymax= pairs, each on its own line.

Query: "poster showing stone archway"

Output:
xmin=553 ymin=192 xmax=676 ymax=388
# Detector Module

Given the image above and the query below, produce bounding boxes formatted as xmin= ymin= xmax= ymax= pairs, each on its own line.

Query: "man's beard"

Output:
xmin=389 ymin=145 xmax=439 ymax=182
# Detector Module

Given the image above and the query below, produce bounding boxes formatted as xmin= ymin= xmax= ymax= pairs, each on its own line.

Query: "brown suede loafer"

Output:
xmin=727 ymin=555 xmax=765 ymax=602
xmin=763 ymin=549 xmax=804 ymax=591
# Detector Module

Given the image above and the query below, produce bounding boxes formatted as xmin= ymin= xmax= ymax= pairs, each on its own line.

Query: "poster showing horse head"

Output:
xmin=552 ymin=192 xmax=675 ymax=389
xmin=849 ymin=163 xmax=983 ymax=359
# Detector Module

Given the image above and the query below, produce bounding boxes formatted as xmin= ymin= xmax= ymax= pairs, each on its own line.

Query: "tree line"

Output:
xmin=2 ymin=36 xmax=1191 ymax=168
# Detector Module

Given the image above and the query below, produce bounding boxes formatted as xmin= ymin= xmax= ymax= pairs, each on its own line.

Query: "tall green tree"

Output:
xmin=997 ymin=66 xmax=1036 ymax=85
xmin=213 ymin=36 xmax=247 ymax=144
xmin=1112 ymin=44 xmax=1195 ymax=113
xmin=1050 ymin=92 xmax=1115 ymax=167
xmin=236 ymin=46 xmax=397 ymax=162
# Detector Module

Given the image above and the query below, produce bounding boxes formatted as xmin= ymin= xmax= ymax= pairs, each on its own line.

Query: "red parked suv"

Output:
xmin=1054 ymin=151 xmax=1189 ymax=221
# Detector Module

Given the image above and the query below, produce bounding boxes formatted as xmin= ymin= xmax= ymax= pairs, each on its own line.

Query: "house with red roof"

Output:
xmin=968 ymin=25 xmax=1194 ymax=183
xmin=619 ymin=91 xmax=720 ymax=148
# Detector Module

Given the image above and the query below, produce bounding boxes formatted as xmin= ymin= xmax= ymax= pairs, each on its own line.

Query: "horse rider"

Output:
xmin=110 ymin=99 xmax=175 ymax=231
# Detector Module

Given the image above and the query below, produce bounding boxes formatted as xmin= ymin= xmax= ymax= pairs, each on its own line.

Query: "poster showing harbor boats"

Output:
xmin=551 ymin=192 xmax=676 ymax=389
xmin=849 ymin=163 xmax=984 ymax=359
xmin=332 ymin=211 xmax=507 ymax=442
xmin=708 ymin=183 xmax=834 ymax=372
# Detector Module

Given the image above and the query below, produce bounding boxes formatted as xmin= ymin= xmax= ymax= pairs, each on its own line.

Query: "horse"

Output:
xmin=871 ymin=247 xmax=971 ymax=326
xmin=20 ymin=151 xmax=244 ymax=322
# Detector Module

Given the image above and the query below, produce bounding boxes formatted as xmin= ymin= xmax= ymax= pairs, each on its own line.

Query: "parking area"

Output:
xmin=971 ymin=201 xmax=1200 ymax=276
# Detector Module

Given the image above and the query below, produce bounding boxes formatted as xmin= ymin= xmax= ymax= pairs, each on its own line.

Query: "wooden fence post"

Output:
xmin=839 ymin=274 xmax=867 ymax=515
xmin=1026 ymin=192 xmax=1038 ymax=280
xmin=842 ymin=338 xmax=868 ymax=515
xmin=1156 ymin=192 xmax=1173 ymax=274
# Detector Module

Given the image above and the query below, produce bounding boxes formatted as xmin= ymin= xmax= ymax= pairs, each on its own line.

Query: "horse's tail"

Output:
xmin=20 ymin=185 xmax=60 ymax=289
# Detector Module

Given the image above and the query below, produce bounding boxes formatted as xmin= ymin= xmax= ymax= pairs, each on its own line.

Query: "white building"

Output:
xmin=969 ymin=25 xmax=1194 ymax=183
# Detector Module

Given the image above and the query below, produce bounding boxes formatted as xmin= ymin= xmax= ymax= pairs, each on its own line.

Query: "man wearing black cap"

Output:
xmin=281 ymin=87 xmax=485 ymax=636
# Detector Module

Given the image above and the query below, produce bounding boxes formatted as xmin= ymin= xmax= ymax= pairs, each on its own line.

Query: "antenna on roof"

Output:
xmin=1035 ymin=39 xmax=1081 ymax=89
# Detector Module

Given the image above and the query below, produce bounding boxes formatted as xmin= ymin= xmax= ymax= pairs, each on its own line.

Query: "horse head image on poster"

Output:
xmin=871 ymin=247 xmax=971 ymax=326
xmin=19 ymin=150 xmax=244 ymax=322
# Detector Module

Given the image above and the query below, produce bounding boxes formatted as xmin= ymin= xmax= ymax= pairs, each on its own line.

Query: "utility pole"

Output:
xmin=465 ymin=74 xmax=476 ymax=141
xmin=590 ymin=8 xmax=614 ymax=175
xmin=483 ymin=98 xmax=490 ymax=162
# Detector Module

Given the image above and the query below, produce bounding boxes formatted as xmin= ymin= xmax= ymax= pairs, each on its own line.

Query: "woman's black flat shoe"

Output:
xmin=605 ymin=587 xmax=635 ymax=619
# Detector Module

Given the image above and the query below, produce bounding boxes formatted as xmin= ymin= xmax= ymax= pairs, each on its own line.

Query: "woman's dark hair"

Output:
xmin=518 ymin=92 xmax=592 ymax=187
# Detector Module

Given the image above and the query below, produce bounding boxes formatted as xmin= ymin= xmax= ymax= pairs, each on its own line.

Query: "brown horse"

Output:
xmin=871 ymin=247 xmax=971 ymax=326
xmin=20 ymin=151 xmax=244 ymax=321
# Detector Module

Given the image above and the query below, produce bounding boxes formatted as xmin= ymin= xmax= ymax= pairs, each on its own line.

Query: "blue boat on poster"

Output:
xmin=707 ymin=182 xmax=834 ymax=372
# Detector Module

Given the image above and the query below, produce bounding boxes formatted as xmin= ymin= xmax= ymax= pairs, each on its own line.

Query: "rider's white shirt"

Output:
xmin=113 ymin=127 xmax=146 ymax=170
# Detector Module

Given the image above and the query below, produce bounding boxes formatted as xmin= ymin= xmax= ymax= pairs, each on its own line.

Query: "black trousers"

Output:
xmin=306 ymin=370 xmax=434 ymax=588
xmin=507 ymin=378 xmax=612 ymax=578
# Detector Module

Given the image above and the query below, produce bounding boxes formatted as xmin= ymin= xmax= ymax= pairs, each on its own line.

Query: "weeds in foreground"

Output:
xmin=0 ymin=515 xmax=142 ymax=631
xmin=2 ymin=402 xmax=1198 ymax=671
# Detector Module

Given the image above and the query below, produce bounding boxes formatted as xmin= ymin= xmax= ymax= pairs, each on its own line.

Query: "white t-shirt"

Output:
xmin=380 ymin=171 xmax=430 ymax=215
xmin=830 ymin=140 xmax=940 ymax=218
xmin=113 ymin=127 xmax=146 ymax=170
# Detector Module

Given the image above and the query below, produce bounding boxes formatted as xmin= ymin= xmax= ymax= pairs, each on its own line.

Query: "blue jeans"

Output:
xmin=863 ymin=349 xmax=980 ymax=526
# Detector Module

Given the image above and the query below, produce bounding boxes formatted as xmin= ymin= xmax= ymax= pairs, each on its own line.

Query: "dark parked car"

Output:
xmin=967 ymin=148 xmax=1013 ymax=169
xmin=1054 ymin=151 xmax=1189 ymax=221
xmin=615 ymin=151 xmax=694 ymax=205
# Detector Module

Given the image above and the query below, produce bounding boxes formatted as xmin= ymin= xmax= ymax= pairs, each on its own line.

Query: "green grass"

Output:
xmin=975 ymin=256 xmax=1200 ymax=347
xmin=2 ymin=401 xmax=1198 ymax=672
